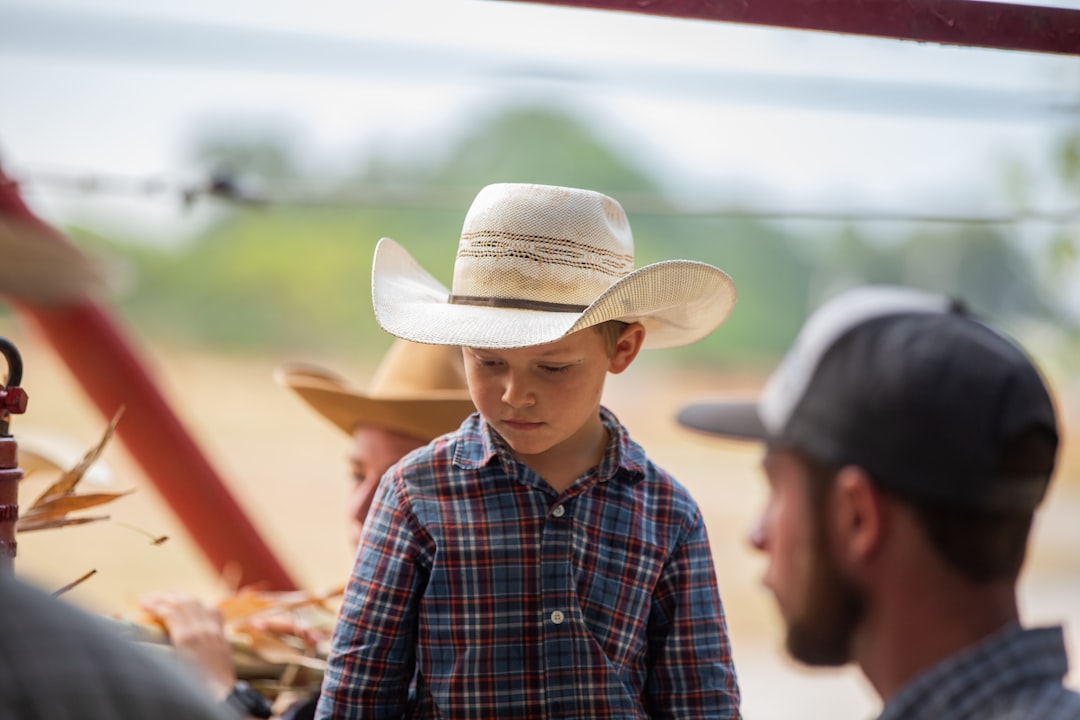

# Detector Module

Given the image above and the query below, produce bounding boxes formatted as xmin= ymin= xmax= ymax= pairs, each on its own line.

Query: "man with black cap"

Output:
xmin=678 ymin=285 xmax=1080 ymax=719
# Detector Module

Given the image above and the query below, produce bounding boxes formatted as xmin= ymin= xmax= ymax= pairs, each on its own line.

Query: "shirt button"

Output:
xmin=551 ymin=505 xmax=565 ymax=518
xmin=550 ymin=610 xmax=565 ymax=625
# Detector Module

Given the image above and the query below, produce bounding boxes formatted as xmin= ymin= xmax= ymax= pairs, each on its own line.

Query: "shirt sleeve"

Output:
xmin=645 ymin=510 xmax=742 ymax=719
xmin=316 ymin=468 xmax=430 ymax=720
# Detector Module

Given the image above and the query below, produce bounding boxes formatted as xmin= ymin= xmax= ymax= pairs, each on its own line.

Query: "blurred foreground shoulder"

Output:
xmin=0 ymin=573 xmax=232 ymax=720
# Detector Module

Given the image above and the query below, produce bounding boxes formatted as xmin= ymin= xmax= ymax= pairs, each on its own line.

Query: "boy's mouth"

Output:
xmin=502 ymin=418 xmax=543 ymax=431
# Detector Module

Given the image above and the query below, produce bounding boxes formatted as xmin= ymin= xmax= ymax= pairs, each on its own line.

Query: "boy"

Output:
xmin=317 ymin=183 xmax=742 ymax=719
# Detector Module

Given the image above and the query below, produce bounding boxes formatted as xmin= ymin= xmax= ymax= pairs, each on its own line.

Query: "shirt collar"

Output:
xmin=452 ymin=406 xmax=647 ymax=485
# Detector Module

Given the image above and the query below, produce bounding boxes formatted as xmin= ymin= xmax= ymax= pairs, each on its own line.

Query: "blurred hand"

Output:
xmin=247 ymin=612 xmax=328 ymax=649
xmin=140 ymin=591 xmax=236 ymax=702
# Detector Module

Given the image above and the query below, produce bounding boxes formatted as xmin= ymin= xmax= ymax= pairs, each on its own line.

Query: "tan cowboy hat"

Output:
xmin=372 ymin=183 xmax=737 ymax=350
xmin=274 ymin=339 xmax=475 ymax=441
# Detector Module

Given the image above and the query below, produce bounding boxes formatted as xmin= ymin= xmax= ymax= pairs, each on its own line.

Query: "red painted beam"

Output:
xmin=0 ymin=172 xmax=297 ymax=591
xmin=507 ymin=0 xmax=1080 ymax=56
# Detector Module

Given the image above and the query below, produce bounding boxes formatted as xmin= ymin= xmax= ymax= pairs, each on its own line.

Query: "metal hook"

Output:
xmin=0 ymin=338 xmax=27 ymax=437
xmin=0 ymin=338 xmax=23 ymax=389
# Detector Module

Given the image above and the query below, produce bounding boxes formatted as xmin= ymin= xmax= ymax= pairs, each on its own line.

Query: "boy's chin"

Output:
xmin=502 ymin=437 xmax=556 ymax=459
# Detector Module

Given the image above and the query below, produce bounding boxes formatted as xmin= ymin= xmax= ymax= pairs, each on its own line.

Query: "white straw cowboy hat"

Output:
xmin=274 ymin=339 xmax=475 ymax=442
xmin=372 ymin=183 xmax=737 ymax=349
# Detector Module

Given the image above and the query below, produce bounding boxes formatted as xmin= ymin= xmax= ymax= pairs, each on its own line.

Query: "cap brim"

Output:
xmin=676 ymin=401 xmax=767 ymax=441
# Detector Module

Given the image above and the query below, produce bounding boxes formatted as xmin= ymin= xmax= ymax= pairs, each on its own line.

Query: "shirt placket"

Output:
xmin=540 ymin=494 xmax=578 ymax=718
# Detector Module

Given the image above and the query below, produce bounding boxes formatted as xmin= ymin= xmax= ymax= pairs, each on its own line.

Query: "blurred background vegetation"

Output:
xmin=45 ymin=103 xmax=1080 ymax=372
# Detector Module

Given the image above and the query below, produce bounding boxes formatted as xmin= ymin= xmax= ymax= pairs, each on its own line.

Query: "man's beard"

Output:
xmin=784 ymin=517 xmax=866 ymax=667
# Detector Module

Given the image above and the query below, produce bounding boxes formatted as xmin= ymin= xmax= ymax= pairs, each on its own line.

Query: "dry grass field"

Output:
xmin=5 ymin=324 xmax=1079 ymax=718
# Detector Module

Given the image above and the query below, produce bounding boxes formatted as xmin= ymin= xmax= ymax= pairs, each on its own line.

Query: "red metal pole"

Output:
xmin=507 ymin=0 xmax=1080 ymax=56
xmin=0 ymin=172 xmax=296 ymax=590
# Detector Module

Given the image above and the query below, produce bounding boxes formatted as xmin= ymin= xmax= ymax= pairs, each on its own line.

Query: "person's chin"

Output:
xmin=782 ymin=591 xmax=861 ymax=667
xmin=504 ymin=434 xmax=556 ymax=459
xmin=786 ymin=624 xmax=853 ymax=667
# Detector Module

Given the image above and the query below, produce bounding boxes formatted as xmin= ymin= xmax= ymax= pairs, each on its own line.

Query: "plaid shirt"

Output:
xmin=878 ymin=623 xmax=1080 ymax=720
xmin=317 ymin=408 xmax=741 ymax=719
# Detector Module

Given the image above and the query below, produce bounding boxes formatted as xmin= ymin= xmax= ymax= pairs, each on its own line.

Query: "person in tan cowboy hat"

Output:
xmin=318 ymin=183 xmax=743 ymax=719
xmin=142 ymin=339 xmax=476 ymax=720
xmin=275 ymin=339 xmax=476 ymax=548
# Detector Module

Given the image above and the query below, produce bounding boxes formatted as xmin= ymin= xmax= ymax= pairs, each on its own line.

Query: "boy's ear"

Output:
xmin=609 ymin=322 xmax=645 ymax=374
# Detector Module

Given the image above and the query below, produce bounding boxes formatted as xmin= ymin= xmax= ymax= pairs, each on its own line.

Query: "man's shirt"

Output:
xmin=878 ymin=623 xmax=1080 ymax=720
xmin=317 ymin=408 xmax=741 ymax=719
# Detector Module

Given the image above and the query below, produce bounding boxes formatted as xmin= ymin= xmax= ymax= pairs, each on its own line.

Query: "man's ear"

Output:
xmin=830 ymin=466 xmax=887 ymax=571
xmin=609 ymin=322 xmax=645 ymax=374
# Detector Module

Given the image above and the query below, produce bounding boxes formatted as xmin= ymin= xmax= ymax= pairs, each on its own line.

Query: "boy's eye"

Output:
xmin=540 ymin=364 xmax=571 ymax=374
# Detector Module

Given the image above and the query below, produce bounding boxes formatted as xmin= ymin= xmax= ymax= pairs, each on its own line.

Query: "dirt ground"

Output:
xmin=6 ymin=326 xmax=1079 ymax=719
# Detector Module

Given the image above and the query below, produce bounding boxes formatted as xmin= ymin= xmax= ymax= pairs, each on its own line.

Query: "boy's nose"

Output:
xmin=501 ymin=375 xmax=535 ymax=408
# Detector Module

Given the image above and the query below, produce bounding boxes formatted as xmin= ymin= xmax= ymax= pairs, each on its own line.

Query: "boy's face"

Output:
xmin=462 ymin=323 xmax=642 ymax=468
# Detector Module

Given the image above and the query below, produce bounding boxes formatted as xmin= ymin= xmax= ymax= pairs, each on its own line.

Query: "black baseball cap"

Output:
xmin=677 ymin=286 xmax=1059 ymax=512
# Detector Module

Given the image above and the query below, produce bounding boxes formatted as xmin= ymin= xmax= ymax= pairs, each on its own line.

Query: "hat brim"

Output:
xmin=275 ymin=364 xmax=475 ymax=441
xmin=676 ymin=401 xmax=767 ymax=441
xmin=372 ymin=238 xmax=737 ymax=350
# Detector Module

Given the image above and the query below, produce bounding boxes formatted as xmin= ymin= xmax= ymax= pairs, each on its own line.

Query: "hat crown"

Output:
xmin=676 ymin=285 xmax=1057 ymax=512
xmin=371 ymin=183 xmax=737 ymax=350
xmin=276 ymin=338 xmax=475 ymax=441
xmin=451 ymin=183 xmax=635 ymax=306
xmin=768 ymin=286 xmax=1057 ymax=511
xmin=369 ymin=339 xmax=468 ymax=397
xmin=760 ymin=286 xmax=950 ymax=433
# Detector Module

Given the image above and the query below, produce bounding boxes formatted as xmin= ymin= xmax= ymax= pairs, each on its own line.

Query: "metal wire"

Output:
xmin=13 ymin=168 xmax=1080 ymax=227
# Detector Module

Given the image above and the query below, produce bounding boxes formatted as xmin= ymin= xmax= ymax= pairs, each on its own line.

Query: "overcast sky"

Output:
xmin=1 ymin=0 xmax=1079 ymax=243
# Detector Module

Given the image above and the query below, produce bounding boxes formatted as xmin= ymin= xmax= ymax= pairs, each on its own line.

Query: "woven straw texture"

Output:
xmin=372 ymin=183 xmax=736 ymax=349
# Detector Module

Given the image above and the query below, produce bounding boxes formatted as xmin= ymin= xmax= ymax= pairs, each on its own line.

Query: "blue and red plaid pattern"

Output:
xmin=878 ymin=623 xmax=1080 ymax=720
xmin=317 ymin=408 xmax=741 ymax=719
